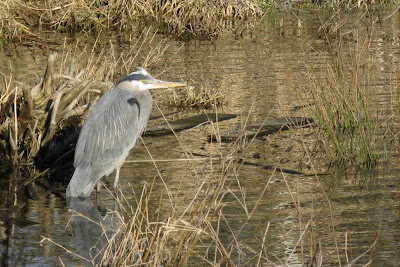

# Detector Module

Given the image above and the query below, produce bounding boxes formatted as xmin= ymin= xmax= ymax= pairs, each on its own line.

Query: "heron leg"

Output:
xmin=95 ymin=181 xmax=102 ymax=199
xmin=96 ymin=181 xmax=102 ymax=192
xmin=114 ymin=167 xmax=120 ymax=189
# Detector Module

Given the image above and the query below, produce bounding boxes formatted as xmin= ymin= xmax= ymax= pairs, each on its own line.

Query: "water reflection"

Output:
xmin=67 ymin=197 xmax=120 ymax=266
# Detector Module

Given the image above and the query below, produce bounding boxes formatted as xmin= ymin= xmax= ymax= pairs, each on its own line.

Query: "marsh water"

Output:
xmin=1 ymin=11 xmax=400 ymax=266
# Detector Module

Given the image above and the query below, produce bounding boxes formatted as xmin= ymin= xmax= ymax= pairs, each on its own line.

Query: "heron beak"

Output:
xmin=149 ymin=80 xmax=186 ymax=89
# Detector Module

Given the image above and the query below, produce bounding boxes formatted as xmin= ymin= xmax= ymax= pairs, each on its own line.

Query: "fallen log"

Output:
xmin=145 ymin=113 xmax=237 ymax=136
xmin=191 ymin=152 xmax=305 ymax=175
xmin=213 ymin=117 xmax=314 ymax=142
xmin=237 ymin=159 xmax=304 ymax=175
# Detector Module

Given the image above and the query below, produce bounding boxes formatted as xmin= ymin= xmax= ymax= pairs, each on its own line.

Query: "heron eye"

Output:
xmin=141 ymin=80 xmax=146 ymax=84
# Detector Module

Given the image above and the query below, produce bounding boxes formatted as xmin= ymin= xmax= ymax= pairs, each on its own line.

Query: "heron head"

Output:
xmin=116 ymin=67 xmax=186 ymax=91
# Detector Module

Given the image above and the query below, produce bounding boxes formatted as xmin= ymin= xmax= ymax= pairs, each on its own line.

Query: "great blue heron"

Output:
xmin=66 ymin=68 xmax=185 ymax=198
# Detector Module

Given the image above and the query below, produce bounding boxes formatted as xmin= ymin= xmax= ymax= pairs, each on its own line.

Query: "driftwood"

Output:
xmin=213 ymin=117 xmax=314 ymax=142
xmin=145 ymin=113 xmax=237 ymax=136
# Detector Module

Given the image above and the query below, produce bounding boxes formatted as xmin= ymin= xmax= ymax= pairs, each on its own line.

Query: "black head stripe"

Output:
xmin=117 ymin=73 xmax=152 ymax=84
xmin=127 ymin=97 xmax=141 ymax=115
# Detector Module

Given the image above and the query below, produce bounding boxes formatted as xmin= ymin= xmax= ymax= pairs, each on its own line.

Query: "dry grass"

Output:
xmin=98 ymin=159 xmax=238 ymax=266
xmin=1 ymin=0 xmax=396 ymax=42
xmin=50 ymin=142 xmax=379 ymax=266
xmin=39 ymin=107 xmax=380 ymax=266
xmin=0 ymin=0 xmax=138 ymax=38
xmin=0 ymin=0 xmax=264 ymax=41
xmin=135 ymin=0 xmax=264 ymax=39
xmin=331 ymin=0 xmax=395 ymax=9
xmin=269 ymin=0 xmax=396 ymax=10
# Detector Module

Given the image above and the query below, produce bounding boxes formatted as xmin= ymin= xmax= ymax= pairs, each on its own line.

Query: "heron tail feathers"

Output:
xmin=66 ymin=167 xmax=96 ymax=197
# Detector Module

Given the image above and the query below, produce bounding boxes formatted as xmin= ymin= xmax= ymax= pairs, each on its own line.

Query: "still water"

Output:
xmin=1 ymin=10 xmax=400 ymax=266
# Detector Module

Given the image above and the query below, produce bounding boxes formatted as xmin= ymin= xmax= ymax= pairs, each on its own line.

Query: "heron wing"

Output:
xmin=74 ymin=89 xmax=141 ymax=168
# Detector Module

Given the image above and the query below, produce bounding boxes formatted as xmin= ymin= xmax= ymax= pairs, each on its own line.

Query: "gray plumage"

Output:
xmin=66 ymin=68 xmax=185 ymax=198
